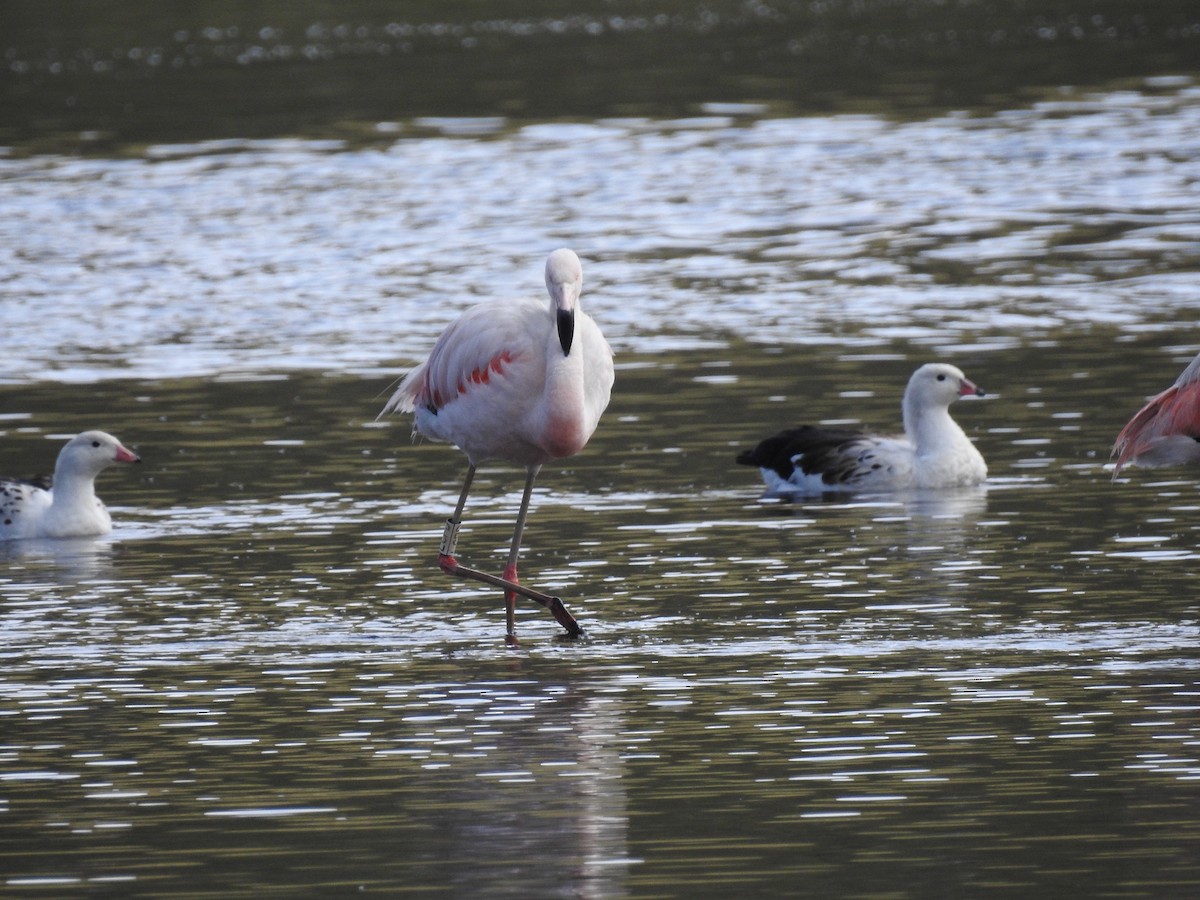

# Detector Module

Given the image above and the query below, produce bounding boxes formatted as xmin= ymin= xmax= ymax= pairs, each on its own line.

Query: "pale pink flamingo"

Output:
xmin=381 ymin=249 xmax=614 ymax=637
xmin=737 ymin=363 xmax=988 ymax=496
xmin=1 ymin=431 xmax=141 ymax=540
xmin=1112 ymin=349 xmax=1200 ymax=478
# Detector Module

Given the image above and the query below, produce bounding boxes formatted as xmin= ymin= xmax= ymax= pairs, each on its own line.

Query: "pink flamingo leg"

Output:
xmin=436 ymin=463 xmax=582 ymax=637
xmin=500 ymin=466 xmax=538 ymax=637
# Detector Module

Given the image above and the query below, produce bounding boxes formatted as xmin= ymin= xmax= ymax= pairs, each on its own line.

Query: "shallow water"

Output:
xmin=3 ymin=10 xmax=1200 ymax=898
xmin=3 ymin=344 xmax=1200 ymax=896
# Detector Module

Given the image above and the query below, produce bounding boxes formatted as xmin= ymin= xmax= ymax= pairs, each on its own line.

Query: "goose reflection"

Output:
xmin=0 ymin=536 xmax=117 ymax=583
xmin=849 ymin=486 xmax=989 ymax=555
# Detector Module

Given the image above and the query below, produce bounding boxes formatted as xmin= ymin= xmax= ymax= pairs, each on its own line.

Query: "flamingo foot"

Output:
xmin=434 ymin=555 xmax=583 ymax=637
xmin=545 ymin=597 xmax=584 ymax=638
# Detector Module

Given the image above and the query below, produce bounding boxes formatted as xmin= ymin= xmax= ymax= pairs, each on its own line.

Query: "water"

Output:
xmin=5 ymin=84 xmax=1200 ymax=381
xmin=5 ymin=1 xmax=1197 ymax=149
xmin=3 ymin=3 xmax=1200 ymax=897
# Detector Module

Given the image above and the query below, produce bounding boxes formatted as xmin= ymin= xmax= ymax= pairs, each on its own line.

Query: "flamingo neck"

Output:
xmin=539 ymin=330 xmax=588 ymax=458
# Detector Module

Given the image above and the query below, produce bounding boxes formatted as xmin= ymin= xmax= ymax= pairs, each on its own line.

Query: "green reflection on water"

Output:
xmin=3 ymin=0 xmax=1198 ymax=152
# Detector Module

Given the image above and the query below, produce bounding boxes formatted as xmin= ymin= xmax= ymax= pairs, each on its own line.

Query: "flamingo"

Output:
xmin=1 ymin=431 xmax=141 ymax=540
xmin=1112 ymin=349 xmax=1200 ymax=478
xmin=380 ymin=249 xmax=614 ymax=637
xmin=737 ymin=363 xmax=987 ymax=495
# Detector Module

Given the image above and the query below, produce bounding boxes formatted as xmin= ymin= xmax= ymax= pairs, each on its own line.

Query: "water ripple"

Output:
xmin=2 ymin=83 xmax=1197 ymax=383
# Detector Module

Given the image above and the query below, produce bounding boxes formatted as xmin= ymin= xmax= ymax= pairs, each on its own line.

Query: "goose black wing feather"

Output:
xmin=737 ymin=426 xmax=870 ymax=483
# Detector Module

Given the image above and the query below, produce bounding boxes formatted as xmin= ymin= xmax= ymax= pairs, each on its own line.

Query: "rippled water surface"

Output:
xmin=3 ymin=7 xmax=1200 ymax=897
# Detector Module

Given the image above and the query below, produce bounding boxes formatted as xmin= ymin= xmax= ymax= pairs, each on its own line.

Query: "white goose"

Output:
xmin=0 ymin=431 xmax=140 ymax=539
xmin=737 ymin=363 xmax=988 ymax=496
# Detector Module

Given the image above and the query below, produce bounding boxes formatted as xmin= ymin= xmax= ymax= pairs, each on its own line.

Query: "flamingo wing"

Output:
xmin=382 ymin=299 xmax=541 ymax=418
xmin=1112 ymin=379 xmax=1200 ymax=475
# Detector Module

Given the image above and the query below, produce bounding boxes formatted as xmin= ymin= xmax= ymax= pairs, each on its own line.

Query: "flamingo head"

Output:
xmin=545 ymin=248 xmax=583 ymax=356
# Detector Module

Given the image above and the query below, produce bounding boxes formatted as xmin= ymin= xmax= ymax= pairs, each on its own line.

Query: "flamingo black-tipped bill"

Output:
xmin=557 ymin=308 xmax=574 ymax=356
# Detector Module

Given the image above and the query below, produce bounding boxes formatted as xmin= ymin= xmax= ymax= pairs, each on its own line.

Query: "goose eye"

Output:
xmin=92 ymin=440 xmax=101 ymax=447
xmin=936 ymin=374 xmax=946 ymax=381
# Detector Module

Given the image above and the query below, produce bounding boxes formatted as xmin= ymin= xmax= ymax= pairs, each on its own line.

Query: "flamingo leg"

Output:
xmin=438 ymin=464 xmax=476 ymax=566
xmin=436 ymin=463 xmax=582 ymax=637
xmin=501 ymin=466 xmax=539 ymax=636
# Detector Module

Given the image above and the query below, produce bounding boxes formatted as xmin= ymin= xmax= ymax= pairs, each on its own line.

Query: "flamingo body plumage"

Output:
xmin=385 ymin=298 xmax=610 ymax=467
xmin=1112 ymin=350 xmax=1200 ymax=477
xmin=382 ymin=248 xmax=613 ymax=637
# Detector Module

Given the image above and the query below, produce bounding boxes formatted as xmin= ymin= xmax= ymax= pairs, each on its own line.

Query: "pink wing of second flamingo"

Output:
xmin=1112 ymin=351 xmax=1200 ymax=477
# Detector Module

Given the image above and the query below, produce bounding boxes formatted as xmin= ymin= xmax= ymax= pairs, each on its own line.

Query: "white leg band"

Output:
xmin=440 ymin=518 xmax=461 ymax=556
